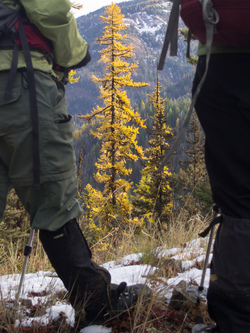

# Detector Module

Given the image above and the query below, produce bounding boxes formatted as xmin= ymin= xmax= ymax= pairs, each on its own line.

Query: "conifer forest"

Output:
xmin=69 ymin=0 xmax=212 ymax=241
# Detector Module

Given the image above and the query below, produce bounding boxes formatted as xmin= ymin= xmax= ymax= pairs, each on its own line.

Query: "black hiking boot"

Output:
xmin=39 ymin=219 xmax=113 ymax=319
xmin=108 ymin=283 xmax=152 ymax=317
xmin=39 ymin=219 xmax=152 ymax=328
xmin=192 ymin=324 xmax=218 ymax=333
xmin=75 ymin=282 xmax=153 ymax=328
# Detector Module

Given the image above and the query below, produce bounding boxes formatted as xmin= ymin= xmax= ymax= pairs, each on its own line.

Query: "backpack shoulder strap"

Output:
xmin=158 ymin=0 xmax=180 ymax=70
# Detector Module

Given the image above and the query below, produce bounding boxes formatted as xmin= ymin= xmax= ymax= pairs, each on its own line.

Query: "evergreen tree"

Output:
xmin=178 ymin=112 xmax=212 ymax=215
xmin=133 ymin=74 xmax=173 ymax=232
xmin=78 ymin=3 xmax=147 ymax=231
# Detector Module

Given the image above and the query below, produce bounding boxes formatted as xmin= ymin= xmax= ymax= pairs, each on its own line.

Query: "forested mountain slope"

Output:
xmin=66 ymin=0 xmax=197 ymax=119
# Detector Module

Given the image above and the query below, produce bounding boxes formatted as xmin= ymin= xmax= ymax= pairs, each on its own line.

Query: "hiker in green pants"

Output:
xmin=0 ymin=0 xmax=150 ymax=328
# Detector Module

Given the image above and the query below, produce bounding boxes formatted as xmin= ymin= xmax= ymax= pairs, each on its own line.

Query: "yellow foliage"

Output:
xmin=70 ymin=2 xmax=83 ymax=10
xmin=77 ymin=2 xmax=148 ymax=234
xmin=73 ymin=128 xmax=80 ymax=140
xmin=68 ymin=70 xmax=80 ymax=84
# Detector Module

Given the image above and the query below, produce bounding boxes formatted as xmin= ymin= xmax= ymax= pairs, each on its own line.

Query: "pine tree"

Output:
xmin=78 ymin=3 xmax=147 ymax=231
xmin=179 ymin=112 xmax=212 ymax=215
xmin=133 ymin=74 xmax=173 ymax=232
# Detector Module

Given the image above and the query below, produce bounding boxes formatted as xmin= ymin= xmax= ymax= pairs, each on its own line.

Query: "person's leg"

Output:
xmin=0 ymin=69 xmax=120 ymax=323
xmin=193 ymin=54 xmax=250 ymax=332
xmin=7 ymin=69 xmax=83 ymax=231
xmin=1 ymin=70 xmax=151 ymax=326
xmin=193 ymin=54 xmax=250 ymax=219
xmin=207 ymin=215 xmax=250 ymax=333
xmin=0 ymin=70 xmax=22 ymax=222
xmin=39 ymin=218 xmax=115 ymax=323
xmin=0 ymin=156 xmax=11 ymax=222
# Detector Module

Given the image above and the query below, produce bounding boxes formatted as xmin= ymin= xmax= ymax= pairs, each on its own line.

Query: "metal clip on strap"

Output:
xmin=199 ymin=0 xmax=219 ymax=56
xmin=200 ymin=0 xmax=219 ymax=26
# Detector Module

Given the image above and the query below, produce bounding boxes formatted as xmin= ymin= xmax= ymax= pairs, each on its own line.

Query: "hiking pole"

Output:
xmin=196 ymin=205 xmax=220 ymax=305
xmin=15 ymin=228 xmax=36 ymax=308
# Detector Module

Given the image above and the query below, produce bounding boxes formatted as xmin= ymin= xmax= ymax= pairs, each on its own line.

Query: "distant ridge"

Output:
xmin=66 ymin=0 xmax=196 ymax=118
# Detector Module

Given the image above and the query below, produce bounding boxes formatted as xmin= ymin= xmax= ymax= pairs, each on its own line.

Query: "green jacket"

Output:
xmin=0 ymin=0 xmax=88 ymax=79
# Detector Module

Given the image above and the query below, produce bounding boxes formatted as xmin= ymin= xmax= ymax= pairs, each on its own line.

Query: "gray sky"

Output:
xmin=72 ymin=0 xmax=132 ymax=18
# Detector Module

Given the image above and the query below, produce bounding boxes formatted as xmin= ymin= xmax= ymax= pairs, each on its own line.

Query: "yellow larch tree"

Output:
xmin=78 ymin=2 xmax=147 ymax=232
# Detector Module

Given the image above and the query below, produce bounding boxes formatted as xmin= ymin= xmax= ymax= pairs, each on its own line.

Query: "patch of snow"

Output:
xmin=124 ymin=12 xmax=166 ymax=34
xmin=15 ymin=302 xmax=75 ymax=328
xmin=167 ymin=268 xmax=210 ymax=290
xmin=0 ymin=237 xmax=213 ymax=332
xmin=80 ymin=325 xmax=112 ymax=333
xmin=109 ymin=264 xmax=156 ymax=286
xmin=102 ymin=253 xmax=142 ymax=270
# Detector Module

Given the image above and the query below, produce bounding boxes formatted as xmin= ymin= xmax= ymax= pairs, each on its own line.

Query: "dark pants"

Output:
xmin=193 ymin=54 xmax=250 ymax=219
xmin=193 ymin=54 xmax=250 ymax=332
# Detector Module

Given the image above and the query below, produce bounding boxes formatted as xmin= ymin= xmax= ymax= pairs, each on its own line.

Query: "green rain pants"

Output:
xmin=0 ymin=69 xmax=83 ymax=231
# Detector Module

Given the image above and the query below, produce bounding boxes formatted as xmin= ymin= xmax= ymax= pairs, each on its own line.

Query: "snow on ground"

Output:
xmin=0 ymin=237 xmax=212 ymax=333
